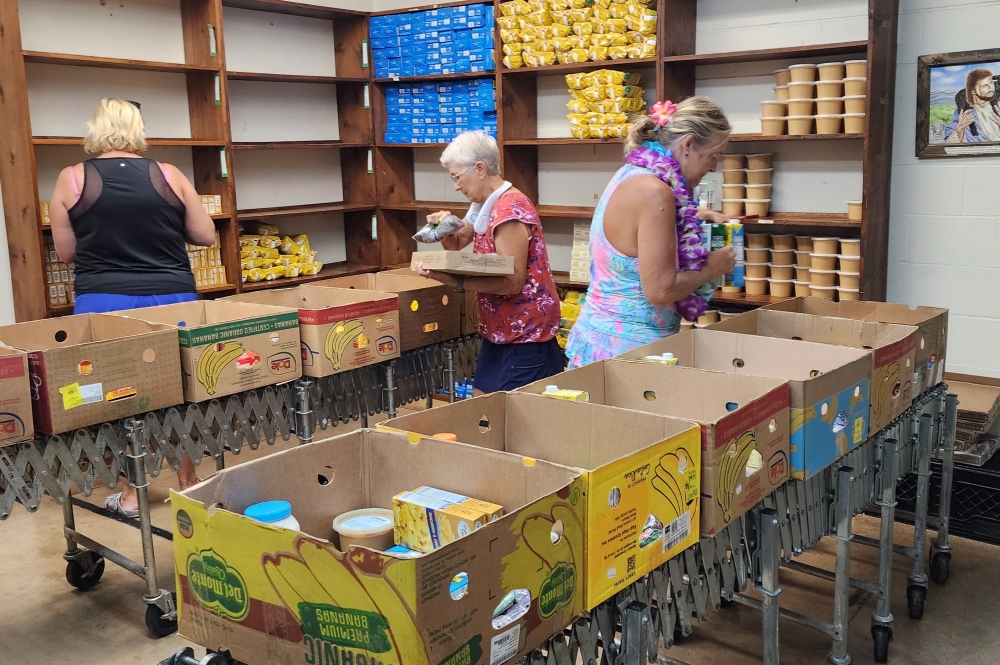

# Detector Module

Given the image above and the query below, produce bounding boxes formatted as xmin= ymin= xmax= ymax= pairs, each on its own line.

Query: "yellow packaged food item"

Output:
xmin=513 ymin=0 xmax=532 ymax=14
xmin=630 ymin=11 xmax=657 ymax=34
xmin=588 ymin=46 xmax=609 ymax=61
xmin=297 ymin=262 xmax=323 ymax=276
xmin=548 ymin=23 xmax=572 ymax=37
xmin=609 ymin=18 xmax=628 ymax=32
xmin=240 ymin=248 xmax=259 ymax=259
xmin=497 ymin=16 xmax=519 ymax=30
xmin=572 ymin=21 xmax=593 ymax=36
xmin=555 ymin=51 xmax=571 ymax=64
xmin=526 ymin=0 xmax=546 ymax=11
xmin=279 ymin=234 xmax=309 ymax=255
xmin=593 ymin=0 xmax=611 ymax=7
xmin=604 ymin=83 xmax=644 ymax=98
xmin=525 ymin=51 xmax=556 ymax=66
xmin=567 ymin=100 xmax=589 ymax=116
xmin=596 ymin=112 xmax=629 ymax=125
xmin=550 ymin=10 xmax=571 ymax=25
xmin=567 ymin=112 xmax=597 ymax=126
xmin=590 ymin=33 xmax=612 ymax=47
xmin=502 ymin=42 xmax=523 ymax=56
xmin=553 ymin=36 xmax=576 ymax=51
xmin=608 ymin=33 xmax=630 ymax=46
xmin=570 ymin=124 xmax=591 ymax=139
xmin=273 ymin=255 xmax=301 ymax=267
xmin=247 ymin=222 xmax=280 ymax=236
xmin=581 ymin=85 xmax=604 ymax=102
xmin=625 ymin=43 xmax=643 ymax=59
xmin=567 ymin=48 xmax=590 ymax=62
xmin=393 ymin=491 xmax=490 ymax=553
xmin=499 ymin=1 xmax=518 ymax=16
xmin=567 ymin=7 xmax=591 ymax=21
xmin=256 ymin=247 xmax=279 ymax=259
xmin=519 ymin=11 xmax=552 ymax=27
xmin=626 ymin=30 xmax=644 ymax=44
xmin=547 ymin=0 xmax=567 ymax=9
xmin=536 ymin=39 xmax=554 ymax=52
xmin=520 ymin=27 xmax=540 ymax=41
xmin=243 ymin=268 xmax=265 ymax=282
xmin=258 ymin=235 xmax=282 ymax=249
xmin=520 ymin=41 xmax=539 ymax=54
xmin=259 ymin=266 xmax=284 ymax=281
xmin=593 ymin=5 xmax=611 ymax=20
xmin=282 ymin=265 xmax=301 ymax=278
xmin=240 ymin=258 xmax=256 ymax=271
xmin=639 ymin=38 xmax=657 ymax=57
xmin=238 ymin=235 xmax=260 ymax=247
xmin=608 ymin=45 xmax=629 ymax=59
xmin=499 ymin=28 xmax=521 ymax=43
xmin=609 ymin=2 xmax=629 ymax=18
xmin=565 ymin=72 xmax=588 ymax=89
xmin=566 ymin=0 xmax=591 ymax=7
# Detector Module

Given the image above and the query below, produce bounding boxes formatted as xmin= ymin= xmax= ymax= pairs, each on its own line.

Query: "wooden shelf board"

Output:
xmin=742 ymin=212 xmax=860 ymax=228
xmin=663 ymin=41 xmax=869 ymax=66
xmin=49 ymin=304 xmax=74 ymax=315
xmin=221 ymin=0 xmax=365 ymax=19
xmin=22 ymin=51 xmax=220 ymax=73
xmin=374 ymin=71 xmax=496 ymax=84
xmin=241 ymin=262 xmax=379 ymax=291
xmin=730 ymin=133 xmax=865 ymax=142
xmin=501 ymin=58 xmax=658 ymax=75
xmin=503 ymin=137 xmax=624 ymax=146
xmin=711 ymin=291 xmax=795 ymax=307
xmin=231 ymin=141 xmax=370 ymax=150
xmin=377 ymin=142 xmax=452 ymax=149
xmin=211 ymin=213 xmax=232 ymax=220
xmin=32 ymin=137 xmax=227 ymax=147
xmin=538 ymin=205 xmax=595 ymax=218
xmin=552 ymin=272 xmax=590 ymax=289
xmin=237 ymin=202 xmax=376 ymax=219
xmin=227 ymin=71 xmax=367 ymax=84
xmin=197 ymin=283 xmax=238 ymax=294
xmin=381 ymin=201 xmax=594 ymax=219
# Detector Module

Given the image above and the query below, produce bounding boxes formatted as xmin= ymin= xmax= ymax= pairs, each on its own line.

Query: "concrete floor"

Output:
xmin=1 ymin=421 xmax=996 ymax=665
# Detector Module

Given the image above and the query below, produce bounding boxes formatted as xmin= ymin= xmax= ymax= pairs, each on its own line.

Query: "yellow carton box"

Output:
xmin=173 ymin=429 xmax=585 ymax=665
xmin=393 ymin=491 xmax=490 ymax=552
xmin=411 ymin=486 xmax=505 ymax=523
xmin=380 ymin=392 xmax=701 ymax=609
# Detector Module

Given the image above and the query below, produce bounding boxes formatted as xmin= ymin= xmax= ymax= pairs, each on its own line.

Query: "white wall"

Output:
xmin=888 ymin=0 xmax=1000 ymax=378
xmin=0 ymin=182 xmax=17 ymax=325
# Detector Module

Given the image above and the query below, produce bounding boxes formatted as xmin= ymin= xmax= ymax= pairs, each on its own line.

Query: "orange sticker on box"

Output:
xmin=106 ymin=387 xmax=137 ymax=403
xmin=423 ymin=322 xmax=439 ymax=333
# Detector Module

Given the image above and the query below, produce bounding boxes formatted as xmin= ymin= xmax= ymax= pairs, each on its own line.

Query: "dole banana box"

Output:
xmin=223 ymin=285 xmax=400 ymax=375
xmin=316 ymin=271 xmax=460 ymax=352
xmin=379 ymin=392 xmax=702 ymax=609
xmin=710 ymin=309 xmax=919 ymax=435
xmin=762 ymin=298 xmax=949 ymax=393
xmin=117 ymin=301 xmax=302 ymax=403
xmin=518 ymin=360 xmax=790 ymax=536
xmin=172 ymin=429 xmax=585 ymax=665
xmin=0 ymin=314 xmax=182 ymax=434
xmin=621 ymin=329 xmax=871 ymax=480
xmin=0 ymin=344 xmax=34 ymax=445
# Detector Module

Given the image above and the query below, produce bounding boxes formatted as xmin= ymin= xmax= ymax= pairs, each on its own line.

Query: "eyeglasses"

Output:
xmin=450 ymin=166 xmax=472 ymax=183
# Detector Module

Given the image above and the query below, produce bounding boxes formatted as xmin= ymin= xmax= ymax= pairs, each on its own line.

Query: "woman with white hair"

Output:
xmin=47 ymin=97 xmax=217 ymax=516
xmin=413 ymin=130 xmax=562 ymax=394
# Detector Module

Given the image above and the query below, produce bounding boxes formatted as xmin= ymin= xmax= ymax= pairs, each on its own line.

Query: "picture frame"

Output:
xmin=916 ymin=48 xmax=1000 ymax=158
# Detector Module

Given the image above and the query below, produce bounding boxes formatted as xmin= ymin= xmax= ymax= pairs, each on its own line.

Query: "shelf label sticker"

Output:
xmin=220 ymin=149 xmax=228 ymax=178
xmin=364 ymin=84 xmax=371 ymax=109
xmin=362 ymin=39 xmax=369 ymax=68
xmin=209 ymin=24 xmax=217 ymax=57
xmin=367 ymin=149 xmax=373 ymax=174
xmin=214 ymin=74 xmax=221 ymax=105
xmin=371 ymin=214 xmax=378 ymax=241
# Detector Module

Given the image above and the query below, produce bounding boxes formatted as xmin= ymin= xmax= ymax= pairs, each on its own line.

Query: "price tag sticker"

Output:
xmin=60 ymin=383 xmax=84 ymax=411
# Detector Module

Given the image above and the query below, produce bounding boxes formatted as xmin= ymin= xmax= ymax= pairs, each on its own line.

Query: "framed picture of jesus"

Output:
xmin=917 ymin=48 xmax=1000 ymax=158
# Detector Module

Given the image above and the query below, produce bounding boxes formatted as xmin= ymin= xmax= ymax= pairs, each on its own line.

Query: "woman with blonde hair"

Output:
xmin=48 ymin=97 xmax=216 ymax=515
xmin=566 ymin=97 xmax=736 ymax=368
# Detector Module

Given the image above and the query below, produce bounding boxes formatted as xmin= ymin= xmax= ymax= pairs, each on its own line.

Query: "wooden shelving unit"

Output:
xmin=0 ymin=0 xmax=897 ymax=322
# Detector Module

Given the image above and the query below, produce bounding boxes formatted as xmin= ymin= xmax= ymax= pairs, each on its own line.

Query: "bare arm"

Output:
xmin=636 ymin=179 xmax=734 ymax=307
xmin=427 ymin=210 xmax=475 ymax=250
xmin=162 ymin=163 xmax=216 ymax=246
xmin=415 ymin=219 xmax=531 ymax=296
xmin=50 ymin=165 xmax=81 ymax=262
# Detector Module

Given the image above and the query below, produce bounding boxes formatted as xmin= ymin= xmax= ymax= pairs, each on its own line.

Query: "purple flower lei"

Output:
xmin=624 ymin=140 xmax=711 ymax=321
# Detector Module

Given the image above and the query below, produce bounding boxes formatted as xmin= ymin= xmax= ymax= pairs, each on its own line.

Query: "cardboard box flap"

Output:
xmin=0 ymin=313 xmax=174 ymax=350
xmin=375 ymin=272 xmax=447 ymax=293
xmin=183 ymin=429 xmax=580 ymax=551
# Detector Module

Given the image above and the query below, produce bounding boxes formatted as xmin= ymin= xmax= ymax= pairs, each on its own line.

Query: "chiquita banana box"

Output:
xmin=379 ymin=392 xmax=702 ymax=609
xmin=223 ymin=285 xmax=401 ymax=376
xmin=117 ymin=301 xmax=301 ymax=403
xmin=172 ymin=429 xmax=585 ymax=665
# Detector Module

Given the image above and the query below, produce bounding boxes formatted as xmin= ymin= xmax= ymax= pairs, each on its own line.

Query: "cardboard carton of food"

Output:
xmin=621 ymin=329 xmax=871 ymax=480
xmin=0 ymin=314 xmax=183 ymax=434
xmin=172 ymin=429 xmax=585 ymax=665
xmin=762 ymin=298 xmax=948 ymax=392
xmin=315 ymin=272 xmax=460 ymax=352
xmin=0 ymin=344 xmax=33 ymax=445
xmin=117 ymin=301 xmax=302 ymax=403
xmin=710 ymin=309 xmax=918 ymax=435
xmin=379 ymin=391 xmax=701 ymax=608
xmin=223 ymin=286 xmax=400 ymax=376
xmin=411 ymin=250 xmax=515 ymax=275
xmin=518 ymin=360 xmax=790 ymax=536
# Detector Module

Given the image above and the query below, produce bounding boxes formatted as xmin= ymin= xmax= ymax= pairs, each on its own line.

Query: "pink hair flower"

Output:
xmin=649 ymin=100 xmax=678 ymax=128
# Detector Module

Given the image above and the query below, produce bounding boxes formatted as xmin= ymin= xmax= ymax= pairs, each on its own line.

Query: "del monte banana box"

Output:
xmin=762 ymin=297 xmax=949 ymax=393
xmin=0 ymin=314 xmax=182 ymax=434
xmin=223 ymin=285 xmax=400 ymax=375
xmin=0 ymin=344 xmax=34 ymax=445
xmin=379 ymin=391 xmax=701 ymax=609
xmin=316 ymin=271 xmax=460 ymax=352
xmin=172 ymin=428 xmax=584 ymax=665
xmin=710 ymin=309 xmax=918 ymax=435
xmin=518 ymin=360 xmax=790 ymax=536
xmin=621 ymin=329 xmax=871 ymax=480
xmin=117 ymin=301 xmax=301 ymax=402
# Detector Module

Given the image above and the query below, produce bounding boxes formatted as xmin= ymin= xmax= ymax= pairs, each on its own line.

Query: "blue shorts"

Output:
xmin=474 ymin=338 xmax=565 ymax=393
xmin=74 ymin=292 xmax=199 ymax=314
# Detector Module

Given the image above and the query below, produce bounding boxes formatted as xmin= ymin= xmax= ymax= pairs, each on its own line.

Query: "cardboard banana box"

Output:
xmin=117 ymin=301 xmax=302 ymax=403
xmin=0 ymin=344 xmax=34 ymax=445
xmin=379 ymin=392 xmax=701 ymax=609
xmin=172 ymin=429 xmax=585 ymax=665
xmin=518 ymin=360 xmax=790 ymax=536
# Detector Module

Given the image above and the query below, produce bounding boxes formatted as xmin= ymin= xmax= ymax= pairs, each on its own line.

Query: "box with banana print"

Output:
xmin=710 ymin=309 xmax=919 ymax=436
xmin=117 ymin=301 xmax=301 ymax=403
xmin=379 ymin=392 xmax=701 ymax=610
xmin=224 ymin=285 xmax=401 ymax=376
xmin=519 ymin=360 xmax=790 ymax=536
xmin=172 ymin=428 xmax=585 ymax=665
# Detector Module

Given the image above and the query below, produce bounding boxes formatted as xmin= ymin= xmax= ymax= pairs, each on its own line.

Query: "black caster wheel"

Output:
xmin=931 ymin=551 xmax=951 ymax=585
xmin=146 ymin=603 xmax=178 ymax=637
xmin=871 ymin=625 xmax=893 ymax=663
xmin=65 ymin=551 xmax=105 ymax=591
xmin=907 ymin=584 xmax=927 ymax=620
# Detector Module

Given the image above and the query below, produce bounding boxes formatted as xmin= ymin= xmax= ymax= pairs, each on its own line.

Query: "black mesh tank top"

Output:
xmin=69 ymin=157 xmax=197 ymax=296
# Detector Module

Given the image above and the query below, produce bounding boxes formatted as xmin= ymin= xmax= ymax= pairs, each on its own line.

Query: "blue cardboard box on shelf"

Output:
xmin=375 ymin=61 xmax=389 ymax=78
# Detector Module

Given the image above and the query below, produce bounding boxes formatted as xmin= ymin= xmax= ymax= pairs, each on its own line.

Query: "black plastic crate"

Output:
xmin=895 ymin=452 xmax=1000 ymax=546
